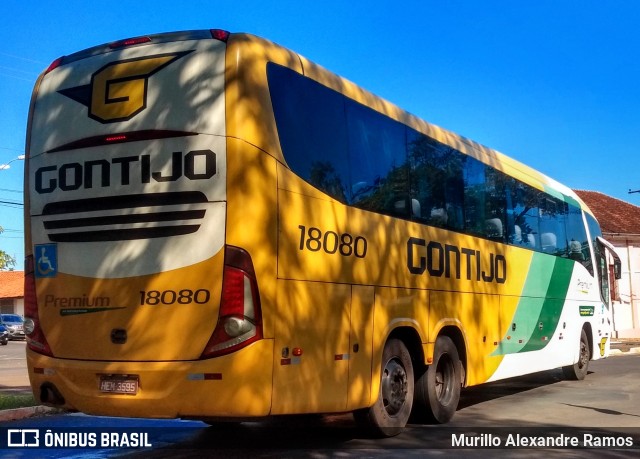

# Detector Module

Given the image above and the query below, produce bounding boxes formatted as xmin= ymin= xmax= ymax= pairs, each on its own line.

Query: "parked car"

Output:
xmin=0 ymin=324 xmax=8 ymax=345
xmin=0 ymin=314 xmax=25 ymax=340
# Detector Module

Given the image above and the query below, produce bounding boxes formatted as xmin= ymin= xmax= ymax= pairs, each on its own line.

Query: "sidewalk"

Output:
xmin=609 ymin=338 xmax=640 ymax=356
xmin=1 ymin=340 xmax=639 ymax=423
xmin=0 ymin=385 xmax=59 ymax=422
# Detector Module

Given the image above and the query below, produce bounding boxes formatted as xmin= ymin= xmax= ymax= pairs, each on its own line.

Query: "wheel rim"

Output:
xmin=578 ymin=339 xmax=589 ymax=369
xmin=381 ymin=357 xmax=408 ymax=416
xmin=435 ymin=353 xmax=455 ymax=405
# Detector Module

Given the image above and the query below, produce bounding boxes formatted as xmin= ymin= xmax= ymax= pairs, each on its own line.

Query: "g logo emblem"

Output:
xmin=59 ymin=51 xmax=192 ymax=123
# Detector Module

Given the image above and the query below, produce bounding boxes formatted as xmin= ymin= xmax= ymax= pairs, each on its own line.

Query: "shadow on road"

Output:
xmin=457 ymin=367 xmax=569 ymax=410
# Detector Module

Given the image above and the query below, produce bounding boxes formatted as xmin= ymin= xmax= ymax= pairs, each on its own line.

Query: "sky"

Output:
xmin=2 ymin=1 xmax=640 ymax=271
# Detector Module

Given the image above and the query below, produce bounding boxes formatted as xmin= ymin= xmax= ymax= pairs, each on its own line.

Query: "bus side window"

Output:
xmin=407 ymin=130 xmax=464 ymax=230
xmin=596 ymin=245 xmax=610 ymax=304
xmin=462 ymin=157 xmax=487 ymax=237
xmin=483 ymin=168 xmax=508 ymax=242
xmin=539 ymin=197 xmax=568 ymax=257
xmin=461 ymin=156 xmax=508 ymax=241
xmin=345 ymin=100 xmax=409 ymax=218
xmin=566 ymin=205 xmax=592 ymax=274
xmin=268 ymin=63 xmax=350 ymax=203
xmin=509 ymin=185 xmax=541 ymax=249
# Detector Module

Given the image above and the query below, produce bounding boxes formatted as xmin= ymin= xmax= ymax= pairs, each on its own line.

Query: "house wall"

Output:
xmin=608 ymin=235 xmax=640 ymax=338
xmin=0 ymin=298 xmax=24 ymax=317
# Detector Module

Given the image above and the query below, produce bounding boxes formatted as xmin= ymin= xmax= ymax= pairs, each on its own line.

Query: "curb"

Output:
xmin=609 ymin=345 xmax=640 ymax=356
xmin=0 ymin=405 xmax=60 ymax=423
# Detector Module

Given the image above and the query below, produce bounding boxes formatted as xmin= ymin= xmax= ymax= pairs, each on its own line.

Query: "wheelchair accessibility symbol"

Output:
xmin=35 ymin=244 xmax=57 ymax=278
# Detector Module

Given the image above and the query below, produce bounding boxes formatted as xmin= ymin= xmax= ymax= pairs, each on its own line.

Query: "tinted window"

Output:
xmin=483 ymin=167 xmax=509 ymax=242
xmin=587 ymin=213 xmax=608 ymax=302
xmin=345 ymin=100 xmax=409 ymax=217
xmin=510 ymin=183 xmax=541 ymax=249
xmin=268 ymin=62 xmax=594 ymax=270
xmin=566 ymin=206 xmax=592 ymax=274
xmin=586 ymin=212 xmax=603 ymax=245
xmin=408 ymin=130 xmax=464 ymax=229
xmin=463 ymin=157 xmax=487 ymax=237
xmin=539 ymin=197 xmax=568 ymax=257
xmin=268 ymin=63 xmax=350 ymax=202
xmin=587 ymin=213 xmax=603 ymax=279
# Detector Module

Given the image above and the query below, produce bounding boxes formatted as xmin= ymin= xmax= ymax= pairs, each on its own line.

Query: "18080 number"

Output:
xmin=139 ymin=289 xmax=210 ymax=305
xmin=298 ymin=225 xmax=367 ymax=258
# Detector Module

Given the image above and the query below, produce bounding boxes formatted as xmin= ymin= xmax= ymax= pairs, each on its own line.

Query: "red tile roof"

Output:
xmin=0 ymin=271 xmax=24 ymax=299
xmin=575 ymin=190 xmax=640 ymax=235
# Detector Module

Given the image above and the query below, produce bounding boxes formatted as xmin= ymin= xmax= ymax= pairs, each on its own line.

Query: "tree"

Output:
xmin=0 ymin=226 xmax=17 ymax=271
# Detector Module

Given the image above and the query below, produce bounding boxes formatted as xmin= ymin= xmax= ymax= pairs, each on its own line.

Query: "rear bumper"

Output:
xmin=26 ymin=339 xmax=273 ymax=419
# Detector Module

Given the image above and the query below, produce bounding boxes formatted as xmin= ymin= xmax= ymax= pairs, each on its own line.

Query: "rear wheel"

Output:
xmin=414 ymin=335 xmax=460 ymax=423
xmin=354 ymin=338 xmax=414 ymax=437
xmin=562 ymin=329 xmax=590 ymax=381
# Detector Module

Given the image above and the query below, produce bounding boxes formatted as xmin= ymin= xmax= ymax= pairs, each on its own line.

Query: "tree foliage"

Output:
xmin=0 ymin=226 xmax=17 ymax=271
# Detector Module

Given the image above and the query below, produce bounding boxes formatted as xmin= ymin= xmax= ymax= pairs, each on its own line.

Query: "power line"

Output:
xmin=0 ymin=52 xmax=41 ymax=83
xmin=0 ymin=224 xmax=23 ymax=239
xmin=0 ymin=65 xmax=37 ymax=76
xmin=0 ymin=71 xmax=34 ymax=83
xmin=0 ymin=147 xmax=24 ymax=152
xmin=0 ymin=51 xmax=46 ymax=65
xmin=0 ymin=200 xmax=23 ymax=207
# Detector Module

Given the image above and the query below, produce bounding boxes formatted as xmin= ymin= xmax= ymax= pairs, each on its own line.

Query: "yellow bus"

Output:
xmin=24 ymin=29 xmax=620 ymax=436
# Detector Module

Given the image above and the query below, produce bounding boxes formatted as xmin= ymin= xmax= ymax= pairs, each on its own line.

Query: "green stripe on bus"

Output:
xmin=519 ymin=256 xmax=573 ymax=352
xmin=562 ymin=194 xmax=581 ymax=209
xmin=491 ymin=254 xmax=555 ymax=356
xmin=491 ymin=255 xmax=574 ymax=356
xmin=543 ymin=187 xmax=565 ymax=202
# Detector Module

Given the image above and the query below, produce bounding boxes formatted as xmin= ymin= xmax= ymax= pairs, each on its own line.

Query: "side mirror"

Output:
xmin=597 ymin=236 xmax=622 ymax=280
xmin=614 ymin=258 xmax=622 ymax=280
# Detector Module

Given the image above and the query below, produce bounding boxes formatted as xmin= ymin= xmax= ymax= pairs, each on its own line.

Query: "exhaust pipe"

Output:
xmin=40 ymin=383 xmax=65 ymax=406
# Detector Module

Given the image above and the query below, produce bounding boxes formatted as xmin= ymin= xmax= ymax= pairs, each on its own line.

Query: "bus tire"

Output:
xmin=414 ymin=335 xmax=460 ymax=424
xmin=354 ymin=338 xmax=414 ymax=437
xmin=562 ymin=329 xmax=590 ymax=381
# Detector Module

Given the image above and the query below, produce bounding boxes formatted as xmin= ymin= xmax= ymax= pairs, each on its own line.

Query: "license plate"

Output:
xmin=99 ymin=376 xmax=138 ymax=395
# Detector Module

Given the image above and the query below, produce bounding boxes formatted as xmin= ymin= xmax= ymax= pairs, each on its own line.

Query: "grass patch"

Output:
xmin=0 ymin=392 xmax=38 ymax=410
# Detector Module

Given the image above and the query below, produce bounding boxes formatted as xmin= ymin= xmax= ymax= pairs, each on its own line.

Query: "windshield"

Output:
xmin=1 ymin=315 xmax=23 ymax=323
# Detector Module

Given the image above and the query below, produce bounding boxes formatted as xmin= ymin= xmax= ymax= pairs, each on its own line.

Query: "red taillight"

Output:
xmin=45 ymin=56 xmax=64 ymax=74
xmin=210 ymin=29 xmax=230 ymax=42
xmin=24 ymin=255 xmax=53 ymax=357
xmin=105 ymin=135 xmax=127 ymax=142
xmin=47 ymin=129 xmax=197 ymax=153
xmin=109 ymin=36 xmax=152 ymax=49
xmin=200 ymin=246 xmax=263 ymax=359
